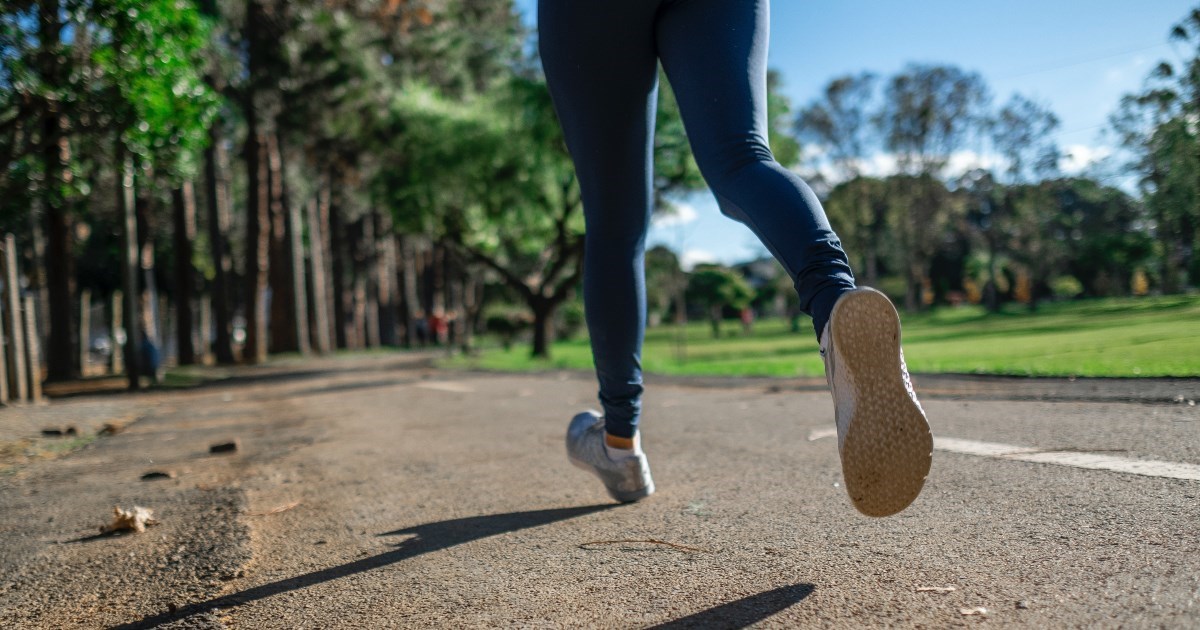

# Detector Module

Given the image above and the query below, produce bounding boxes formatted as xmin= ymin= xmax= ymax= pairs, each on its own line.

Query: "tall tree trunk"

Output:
xmin=329 ymin=178 xmax=349 ymax=349
xmin=42 ymin=119 xmax=75 ymax=381
xmin=118 ymin=155 xmax=141 ymax=388
xmin=266 ymin=133 xmax=297 ymax=353
xmin=39 ymin=0 xmax=75 ymax=382
xmin=43 ymin=201 xmax=73 ymax=381
xmin=285 ymin=147 xmax=311 ymax=356
xmin=243 ymin=127 xmax=270 ymax=363
xmin=305 ymin=197 xmax=331 ymax=354
xmin=204 ymin=124 xmax=236 ymax=364
xmin=399 ymin=235 xmax=420 ymax=347
xmin=362 ymin=213 xmax=380 ymax=349
xmin=172 ymin=182 xmax=197 ymax=365
xmin=376 ymin=214 xmax=399 ymax=346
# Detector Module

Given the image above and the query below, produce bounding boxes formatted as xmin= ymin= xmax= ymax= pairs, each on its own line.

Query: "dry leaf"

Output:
xmin=101 ymin=506 xmax=159 ymax=534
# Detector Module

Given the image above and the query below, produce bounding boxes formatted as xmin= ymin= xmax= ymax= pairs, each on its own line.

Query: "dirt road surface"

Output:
xmin=1 ymin=353 xmax=1197 ymax=628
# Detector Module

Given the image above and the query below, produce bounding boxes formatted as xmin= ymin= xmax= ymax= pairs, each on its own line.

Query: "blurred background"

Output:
xmin=1 ymin=0 xmax=1198 ymax=399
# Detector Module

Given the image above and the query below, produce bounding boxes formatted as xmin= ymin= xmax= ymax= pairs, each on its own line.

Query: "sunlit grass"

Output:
xmin=444 ymin=295 xmax=1200 ymax=378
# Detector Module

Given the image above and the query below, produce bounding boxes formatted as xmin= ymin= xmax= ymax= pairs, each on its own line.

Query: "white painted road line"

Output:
xmin=933 ymin=437 xmax=1200 ymax=482
xmin=807 ymin=431 xmax=1200 ymax=481
xmin=932 ymin=437 xmax=1040 ymax=458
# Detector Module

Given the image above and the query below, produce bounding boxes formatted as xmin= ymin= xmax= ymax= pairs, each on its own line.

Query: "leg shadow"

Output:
xmin=109 ymin=504 xmax=616 ymax=630
xmin=647 ymin=583 xmax=816 ymax=629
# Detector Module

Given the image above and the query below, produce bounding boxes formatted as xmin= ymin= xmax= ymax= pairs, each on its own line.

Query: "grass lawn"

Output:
xmin=444 ymin=294 xmax=1200 ymax=378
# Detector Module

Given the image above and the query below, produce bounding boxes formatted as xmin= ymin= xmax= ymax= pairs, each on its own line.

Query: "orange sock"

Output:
xmin=605 ymin=434 xmax=635 ymax=450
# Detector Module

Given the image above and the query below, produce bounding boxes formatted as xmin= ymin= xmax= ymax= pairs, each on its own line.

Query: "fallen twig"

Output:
xmin=579 ymin=539 xmax=706 ymax=553
xmin=249 ymin=501 xmax=301 ymax=517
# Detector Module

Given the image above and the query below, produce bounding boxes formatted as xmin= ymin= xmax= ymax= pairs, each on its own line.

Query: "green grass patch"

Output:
xmin=445 ymin=295 xmax=1200 ymax=378
xmin=40 ymin=434 xmax=99 ymax=455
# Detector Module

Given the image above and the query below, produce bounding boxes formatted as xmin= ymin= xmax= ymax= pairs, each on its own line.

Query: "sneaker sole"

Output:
xmin=830 ymin=288 xmax=933 ymax=517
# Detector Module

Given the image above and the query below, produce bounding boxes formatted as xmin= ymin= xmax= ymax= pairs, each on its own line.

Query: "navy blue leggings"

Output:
xmin=539 ymin=0 xmax=856 ymax=438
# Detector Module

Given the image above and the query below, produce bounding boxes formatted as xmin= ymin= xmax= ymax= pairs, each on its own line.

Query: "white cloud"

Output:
xmin=1061 ymin=144 xmax=1113 ymax=173
xmin=946 ymin=150 xmax=1004 ymax=176
xmin=816 ymin=150 xmax=1002 ymax=184
xmin=651 ymin=201 xmax=699 ymax=228
xmin=679 ymin=249 xmax=718 ymax=271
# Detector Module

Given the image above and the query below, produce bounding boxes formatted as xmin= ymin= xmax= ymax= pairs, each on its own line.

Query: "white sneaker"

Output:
xmin=821 ymin=287 xmax=933 ymax=517
xmin=566 ymin=411 xmax=654 ymax=503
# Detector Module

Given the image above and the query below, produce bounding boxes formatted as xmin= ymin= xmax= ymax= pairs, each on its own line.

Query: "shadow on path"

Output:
xmin=108 ymin=504 xmax=615 ymax=630
xmin=647 ymin=583 xmax=816 ymax=629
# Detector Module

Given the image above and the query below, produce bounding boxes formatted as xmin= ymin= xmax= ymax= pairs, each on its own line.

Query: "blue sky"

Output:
xmin=513 ymin=0 xmax=1195 ymax=267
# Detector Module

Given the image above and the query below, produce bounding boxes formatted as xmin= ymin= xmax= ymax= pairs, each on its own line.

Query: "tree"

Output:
xmin=876 ymin=64 xmax=990 ymax=310
xmin=1110 ymin=8 xmax=1200 ymax=292
xmin=822 ymin=175 xmax=895 ymax=288
xmin=685 ymin=265 xmax=755 ymax=338
xmin=1052 ymin=178 xmax=1153 ymax=297
xmin=954 ymin=94 xmax=1063 ymax=311
xmin=796 ymin=73 xmax=881 ymax=283
xmin=644 ymin=245 xmax=685 ymax=326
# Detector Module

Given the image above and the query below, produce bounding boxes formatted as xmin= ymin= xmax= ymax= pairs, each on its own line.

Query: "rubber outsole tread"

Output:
xmin=830 ymin=289 xmax=933 ymax=517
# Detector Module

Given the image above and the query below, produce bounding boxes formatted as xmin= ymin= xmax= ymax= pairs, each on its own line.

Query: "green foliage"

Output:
xmin=1050 ymin=275 xmax=1083 ymax=299
xmin=92 ymin=0 xmax=218 ymax=177
xmin=686 ymin=264 xmax=756 ymax=336
xmin=0 ymin=0 xmax=219 ymax=230
xmin=686 ymin=265 xmax=756 ymax=311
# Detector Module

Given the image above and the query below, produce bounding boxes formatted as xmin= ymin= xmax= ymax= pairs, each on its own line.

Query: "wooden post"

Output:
xmin=3 ymin=233 xmax=28 ymax=401
xmin=0 ymin=300 xmax=8 ymax=404
xmin=24 ymin=296 xmax=42 ymax=402
xmin=79 ymin=288 xmax=91 ymax=377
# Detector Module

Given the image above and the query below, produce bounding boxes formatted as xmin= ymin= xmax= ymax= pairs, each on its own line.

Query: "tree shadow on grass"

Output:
xmin=647 ymin=583 xmax=816 ymax=629
xmin=108 ymin=504 xmax=615 ymax=630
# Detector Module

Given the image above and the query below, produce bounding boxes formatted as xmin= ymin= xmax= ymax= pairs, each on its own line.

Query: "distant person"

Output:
xmin=740 ymin=306 xmax=755 ymax=335
xmin=541 ymin=0 xmax=933 ymax=516
xmin=413 ymin=311 xmax=429 ymax=347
